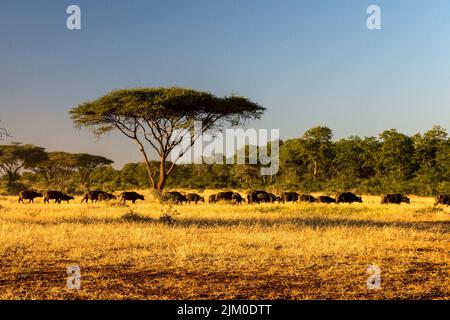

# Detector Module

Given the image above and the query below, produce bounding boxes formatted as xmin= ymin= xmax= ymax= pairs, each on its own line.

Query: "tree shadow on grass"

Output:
xmin=8 ymin=214 xmax=448 ymax=233
xmin=175 ymin=216 xmax=450 ymax=233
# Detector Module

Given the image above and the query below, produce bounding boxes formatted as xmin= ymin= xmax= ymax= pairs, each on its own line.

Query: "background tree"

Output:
xmin=32 ymin=152 xmax=78 ymax=190
xmin=73 ymin=153 xmax=113 ymax=190
xmin=378 ymin=129 xmax=416 ymax=181
xmin=120 ymin=162 xmax=151 ymax=189
xmin=412 ymin=126 xmax=448 ymax=194
xmin=0 ymin=121 xmax=9 ymax=140
xmin=332 ymin=136 xmax=366 ymax=190
xmin=435 ymin=138 xmax=450 ymax=193
xmin=70 ymin=87 xmax=265 ymax=194
xmin=301 ymin=126 xmax=334 ymax=183
xmin=332 ymin=137 xmax=379 ymax=186
xmin=0 ymin=143 xmax=47 ymax=191
xmin=279 ymin=139 xmax=307 ymax=187
xmin=89 ymin=165 xmax=121 ymax=191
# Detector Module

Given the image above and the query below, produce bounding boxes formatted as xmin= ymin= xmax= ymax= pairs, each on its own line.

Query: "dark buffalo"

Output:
xmin=267 ymin=193 xmax=281 ymax=203
xmin=381 ymin=194 xmax=410 ymax=204
xmin=247 ymin=190 xmax=268 ymax=204
xmin=211 ymin=191 xmax=244 ymax=204
xmin=120 ymin=191 xmax=145 ymax=204
xmin=215 ymin=191 xmax=234 ymax=202
xmin=232 ymin=192 xmax=245 ymax=204
xmin=98 ymin=192 xmax=117 ymax=201
xmin=435 ymin=195 xmax=450 ymax=206
xmin=162 ymin=191 xmax=187 ymax=204
xmin=317 ymin=196 xmax=336 ymax=204
xmin=59 ymin=194 xmax=75 ymax=203
xmin=280 ymin=192 xmax=299 ymax=203
xmin=257 ymin=192 xmax=280 ymax=203
xmin=336 ymin=192 xmax=362 ymax=204
xmin=18 ymin=190 xmax=43 ymax=204
xmin=256 ymin=192 xmax=269 ymax=203
xmin=208 ymin=194 xmax=217 ymax=204
xmin=269 ymin=193 xmax=281 ymax=203
xmin=44 ymin=191 xmax=74 ymax=204
xmin=299 ymin=194 xmax=317 ymax=203
xmin=186 ymin=193 xmax=205 ymax=204
xmin=81 ymin=190 xmax=108 ymax=203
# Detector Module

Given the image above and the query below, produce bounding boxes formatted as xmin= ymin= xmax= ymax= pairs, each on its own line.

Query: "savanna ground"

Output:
xmin=0 ymin=190 xmax=449 ymax=300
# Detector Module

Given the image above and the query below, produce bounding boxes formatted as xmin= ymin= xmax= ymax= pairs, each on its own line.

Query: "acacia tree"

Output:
xmin=32 ymin=152 xmax=113 ymax=190
xmin=73 ymin=153 xmax=113 ymax=190
xmin=31 ymin=152 xmax=78 ymax=189
xmin=0 ymin=143 xmax=47 ymax=187
xmin=70 ymin=87 xmax=265 ymax=193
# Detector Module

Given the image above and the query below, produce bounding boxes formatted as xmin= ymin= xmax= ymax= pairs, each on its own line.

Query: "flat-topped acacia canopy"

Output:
xmin=70 ymin=87 xmax=265 ymax=193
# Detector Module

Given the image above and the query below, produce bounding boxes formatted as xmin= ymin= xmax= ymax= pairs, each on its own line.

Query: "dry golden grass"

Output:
xmin=0 ymin=190 xmax=449 ymax=300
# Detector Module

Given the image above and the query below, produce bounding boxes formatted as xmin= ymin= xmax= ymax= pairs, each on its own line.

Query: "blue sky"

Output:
xmin=1 ymin=0 xmax=450 ymax=167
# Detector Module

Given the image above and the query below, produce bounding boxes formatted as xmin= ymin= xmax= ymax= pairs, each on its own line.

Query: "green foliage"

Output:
xmin=0 ymin=143 xmax=47 ymax=188
xmin=268 ymin=126 xmax=448 ymax=195
xmin=1 ymin=125 xmax=449 ymax=196
xmin=31 ymin=152 xmax=77 ymax=190
xmin=72 ymin=153 xmax=113 ymax=189
xmin=70 ymin=87 xmax=265 ymax=192
xmin=378 ymin=129 xmax=416 ymax=181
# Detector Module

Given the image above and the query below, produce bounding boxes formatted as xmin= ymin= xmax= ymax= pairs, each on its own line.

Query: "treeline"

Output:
xmin=149 ymin=125 xmax=450 ymax=195
xmin=0 ymin=143 xmax=113 ymax=194
xmin=276 ymin=126 xmax=450 ymax=195
xmin=1 ymin=126 xmax=450 ymax=196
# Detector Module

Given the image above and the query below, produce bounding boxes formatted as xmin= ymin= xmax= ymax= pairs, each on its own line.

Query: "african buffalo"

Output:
xmin=81 ymin=190 xmax=108 ymax=203
xmin=256 ymin=192 xmax=280 ymax=203
xmin=162 ymin=191 xmax=187 ymax=204
xmin=247 ymin=190 xmax=268 ymax=204
xmin=208 ymin=194 xmax=217 ymax=204
xmin=210 ymin=191 xmax=244 ymax=204
xmin=381 ymin=194 xmax=410 ymax=204
xmin=18 ymin=190 xmax=43 ymax=204
xmin=435 ymin=195 xmax=450 ymax=206
xmin=335 ymin=192 xmax=362 ymax=204
xmin=44 ymin=191 xmax=74 ymax=204
xmin=280 ymin=192 xmax=299 ymax=203
xmin=299 ymin=194 xmax=317 ymax=203
xmin=232 ymin=192 xmax=245 ymax=204
xmin=317 ymin=196 xmax=336 ymax=204
xmin=186 ymin=193 xmax=205 ymax=204
xmin=98 ymin=192 xmax=117 ymax=201
xmin=215 ymin=191 xmax=234 ymax=201
xmin=120 ymin=191 xmax=145 ymax=204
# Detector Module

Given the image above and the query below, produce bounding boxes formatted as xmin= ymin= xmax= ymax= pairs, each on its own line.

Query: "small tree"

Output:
xmin=378 ymin=129 xmax=416 ymax=181
xmin=301 ymin=126 xmax=334 ymax=181
xmin=73 ymin=153 xmax=113 ymax=190
xmin=70 ymin=87 xmax=265 ymax=194
xmin=0 ymin=143 xmax=47 ymax=188
xmin=0 ymin=121 xmax=9 ymax=140
xmin=31 ymin=152 xmax=78 ymax=189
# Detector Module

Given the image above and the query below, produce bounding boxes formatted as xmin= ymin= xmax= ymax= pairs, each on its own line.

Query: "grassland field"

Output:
xmin=0 ymin=190 xmax=449 ymax=300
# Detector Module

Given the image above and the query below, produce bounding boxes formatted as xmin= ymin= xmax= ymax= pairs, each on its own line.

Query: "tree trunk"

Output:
xmin=6 ymin=169 xmax=20 ymax=186
xmin=7 ymin=171 xmax=14 ymax=185
xmin=156 ymin=161 xmax=166 ymax=193
xmin=313 ymin=160 xmax=318 ymax=181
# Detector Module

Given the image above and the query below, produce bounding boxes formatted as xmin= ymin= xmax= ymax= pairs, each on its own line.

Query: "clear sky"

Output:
xmin=1 ymin=0 xmax=450 ymax=168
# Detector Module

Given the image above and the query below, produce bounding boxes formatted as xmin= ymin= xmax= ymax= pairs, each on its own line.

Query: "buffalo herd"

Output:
xmin=19 ymin=190 xmax=75 ymax=204
xmin=15 ymin=189 xmax=450 ymax=206
xmin=17 ymin=190 xmax=144 ymax=204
